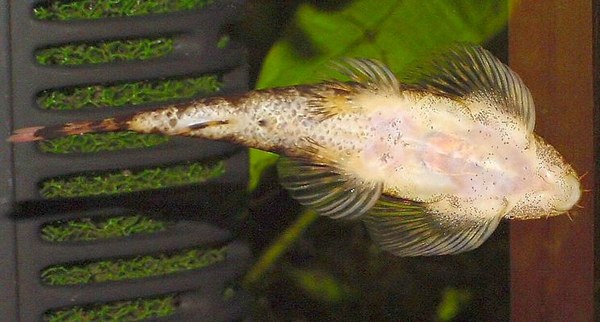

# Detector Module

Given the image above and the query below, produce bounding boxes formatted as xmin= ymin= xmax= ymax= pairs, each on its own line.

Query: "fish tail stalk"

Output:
xmin=9 ymin=86 xmax=321 ymax=154
xmin=122 ymin=87 xmax=319 ymax=154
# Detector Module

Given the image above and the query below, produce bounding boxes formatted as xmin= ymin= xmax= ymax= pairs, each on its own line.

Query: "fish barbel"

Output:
xmin=9 ymin=45 xmax=581 ymax=256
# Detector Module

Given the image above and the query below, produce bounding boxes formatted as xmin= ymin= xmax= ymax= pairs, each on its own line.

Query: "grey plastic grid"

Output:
xmin=12 ymin=0 xmax=248 ymax=201
xmin=2 ymin=0 xmax=253 ymax=321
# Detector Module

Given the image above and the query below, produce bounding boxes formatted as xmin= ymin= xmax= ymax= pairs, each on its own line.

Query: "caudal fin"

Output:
xmin=8 ymin=127 xmax=46 ymax=142
xmin=8 ymin=117 xmax=129 ymax=142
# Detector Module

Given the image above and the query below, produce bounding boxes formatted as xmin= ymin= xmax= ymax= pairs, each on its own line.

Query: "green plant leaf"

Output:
xmin=250 ymin=0 xmax=511 ymax=190
xmin=287 ymin=267 xmax=356 ymax=304
xmin=258 ymin=0 xmax=511 ymax=88
xmin=436 ymin=287 xmax=472 ymax=321
xmin=244 ymin=210 xmax=319 ymax=286
xmin=248 ymin=148 xmax=278 ymax=192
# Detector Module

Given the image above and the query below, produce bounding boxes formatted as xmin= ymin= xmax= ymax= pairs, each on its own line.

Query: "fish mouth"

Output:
xmin=554 ymin=173 xmax=582 ymax=213
xmin=505 ymin=173 xmax=581 ymax=220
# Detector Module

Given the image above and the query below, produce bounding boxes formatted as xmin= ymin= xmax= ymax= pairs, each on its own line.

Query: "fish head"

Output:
xmin=507 ymin=134 xmax=581 ymax=219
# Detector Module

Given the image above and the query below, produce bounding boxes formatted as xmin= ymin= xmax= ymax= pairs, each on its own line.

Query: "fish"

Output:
xmin=9 ymin=45 xmax=582 ymax=257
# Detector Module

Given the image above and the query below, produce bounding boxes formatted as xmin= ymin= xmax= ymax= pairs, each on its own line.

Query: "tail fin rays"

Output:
xmin=8 ymin=117 xmax=131 ymax=142
xmin=8 ymin=126 xmax=46 ymax=142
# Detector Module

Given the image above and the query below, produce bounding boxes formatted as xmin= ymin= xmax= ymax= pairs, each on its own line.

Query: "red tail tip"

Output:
xmin=7 ymin=126 xmax=45 ymax=142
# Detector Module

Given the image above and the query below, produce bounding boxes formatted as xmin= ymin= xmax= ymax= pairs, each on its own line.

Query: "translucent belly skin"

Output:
xmin=305 ymin=91 xmax=579 ymax=221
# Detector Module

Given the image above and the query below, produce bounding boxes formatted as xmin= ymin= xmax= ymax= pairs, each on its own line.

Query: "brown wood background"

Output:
xmin=509 ymin=1 xmax=595 ymax=321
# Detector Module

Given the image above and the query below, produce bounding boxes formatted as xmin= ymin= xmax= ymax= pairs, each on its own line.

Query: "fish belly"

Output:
xmin=338 ymin=94 xmax=536 ymax=220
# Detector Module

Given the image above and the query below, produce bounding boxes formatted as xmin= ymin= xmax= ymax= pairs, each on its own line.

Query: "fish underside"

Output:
xmin=10 ymin=45 xmax=581 ymax=257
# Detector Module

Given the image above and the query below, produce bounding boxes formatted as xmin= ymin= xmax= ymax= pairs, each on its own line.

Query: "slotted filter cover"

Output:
xmin=1 ymin=0 xmax=252 ymax=321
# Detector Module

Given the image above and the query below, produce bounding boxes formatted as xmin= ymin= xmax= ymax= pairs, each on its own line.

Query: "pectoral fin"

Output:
xmin=277 ymin=157 xmax=382 ymax=220
xmin=363 ymin=196 xmax=501 ymax=256
xmin=405 ymin=44 xmax=536 ymax=132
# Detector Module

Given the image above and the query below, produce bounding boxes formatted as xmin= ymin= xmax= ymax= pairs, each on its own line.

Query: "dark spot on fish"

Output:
xmin=200 ymin=97 xmax=224 ymax=107
xmin=258 ymin=119 xmax=267 ymax=127
xmin=113 ymin=114 xmax=134 ymax=125
xmin=169 ymin=119 xmax=177 ymax=127
xmin=176 ymin=109 xmax=186 ymax=118
xmin=222 ymin=93 xmax=247 ymax=107
xmin=171 ymin=102 xmax=190 ymax=110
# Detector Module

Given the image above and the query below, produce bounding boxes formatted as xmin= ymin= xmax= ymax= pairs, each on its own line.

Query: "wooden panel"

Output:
xmin=509 ymin=1 xmax=595 ymax=321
